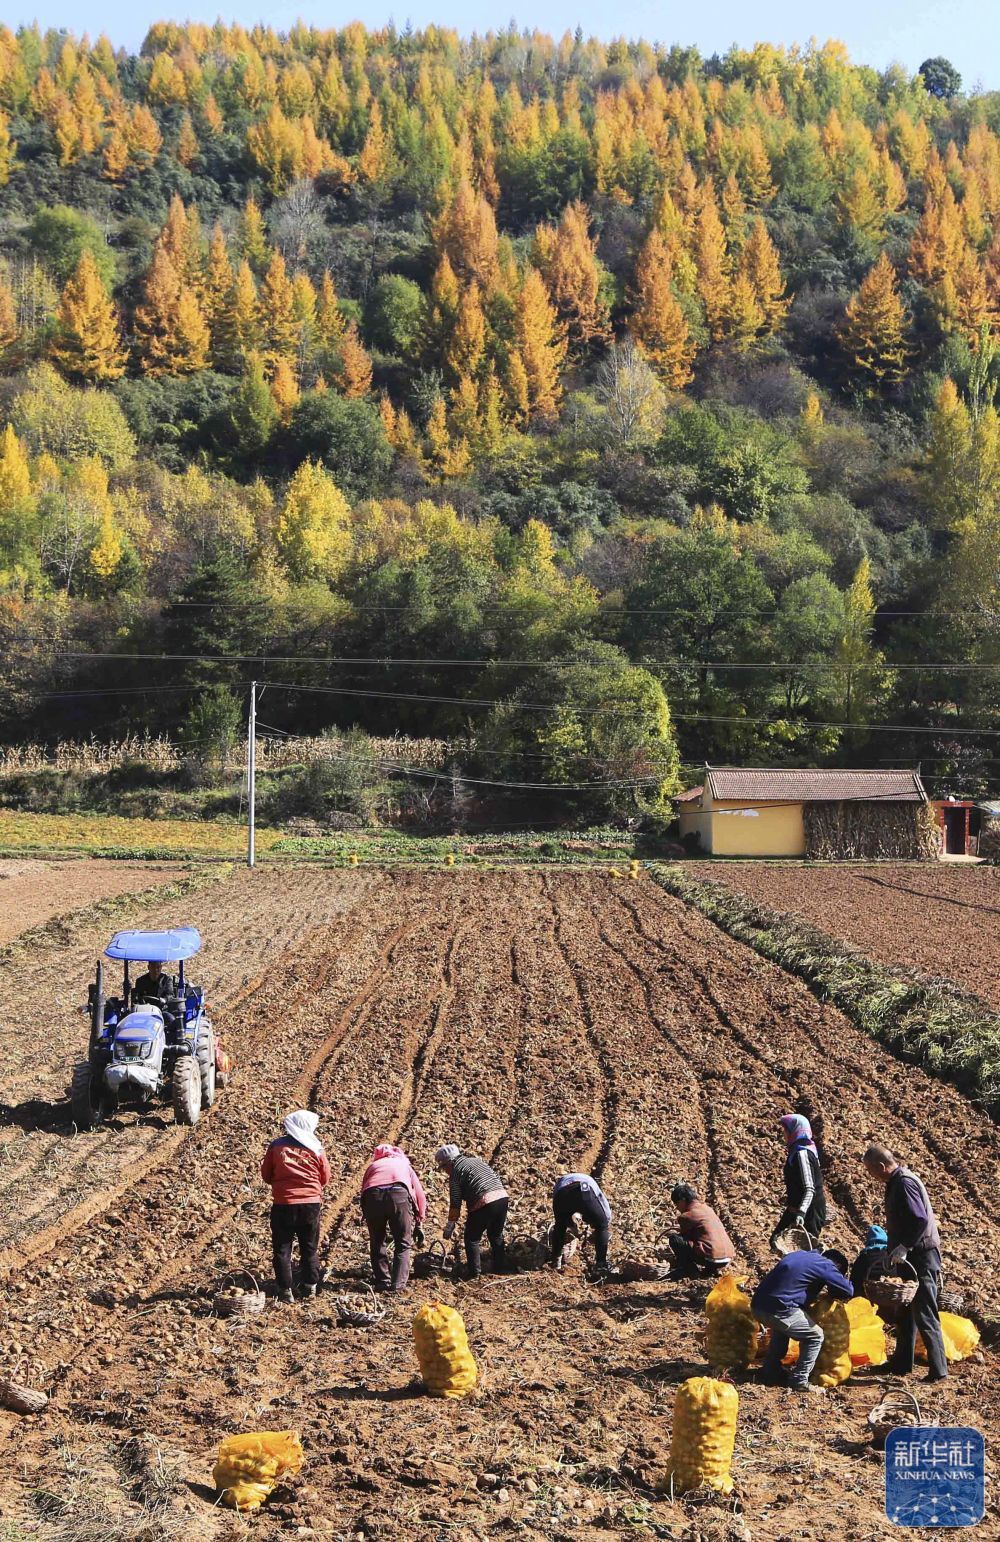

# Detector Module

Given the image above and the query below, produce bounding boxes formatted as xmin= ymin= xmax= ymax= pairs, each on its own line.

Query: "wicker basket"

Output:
xmin=507 ymin=1233 xmax=549 ymax=1270
xmin=213 ymin=1271 xmax=266 ymax=1318
xmin=868 ymin=1389 xmax=922 ymax=1450
xmin=865 ymin=1260 xmax=919 ymax=1323
xmin=771 ymin=1225 xmax=814 ymax=1256
xmin=334 ymin=1284 xmax=387 ymax=1328
xmin=412 ymin=1240 xmax=453 ymax=1280
xmin=618 ymin=1256 xmax=671 ymax=1282
xmin=939 ymin=1288 xmax=965 ymax=1315
xmin=0 ymin=1380 xmax=48 ymax=1415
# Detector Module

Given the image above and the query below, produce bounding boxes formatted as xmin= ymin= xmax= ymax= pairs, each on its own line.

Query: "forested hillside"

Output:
xmin=0 ymin=22 xmax=997 ymax=816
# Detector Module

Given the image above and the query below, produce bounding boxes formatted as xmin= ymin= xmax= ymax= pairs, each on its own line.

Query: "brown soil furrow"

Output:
xmin=653 ymin=888 xmax=1000 ymax=1235
xmin=543 ymin=875 xmax=618 ymax=1187
xmin=316 ymin=909 xmax=466 ymax=1247
xmin=627 ymin=880 xmax=1000 ymax=1301
xmin=697 ymin=861 xmax=1000 ymax=1012
xmin=595 ymin=910 xmax=763 ymax=1268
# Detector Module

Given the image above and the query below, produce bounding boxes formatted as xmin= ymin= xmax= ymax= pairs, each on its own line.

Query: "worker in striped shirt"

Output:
xmin=435 ymin=1144 xmax=509 ymax=1279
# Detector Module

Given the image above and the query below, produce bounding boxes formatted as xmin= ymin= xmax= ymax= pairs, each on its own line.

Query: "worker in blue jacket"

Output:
xmin=752 ymin=1248 xmax=853 ymax=1392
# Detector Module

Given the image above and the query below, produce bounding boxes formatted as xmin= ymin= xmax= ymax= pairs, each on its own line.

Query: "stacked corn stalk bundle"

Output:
xmin=804 ymin=801 xmax=939 ymax=860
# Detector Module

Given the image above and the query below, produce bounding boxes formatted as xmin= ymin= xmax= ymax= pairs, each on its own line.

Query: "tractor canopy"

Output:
xmin=105 ymin=927 xmax=202 ymax=962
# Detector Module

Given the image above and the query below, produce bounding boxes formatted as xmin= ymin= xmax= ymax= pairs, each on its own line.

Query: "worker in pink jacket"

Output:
xmin=360 ymin=1143 xmax=428 ymax=1292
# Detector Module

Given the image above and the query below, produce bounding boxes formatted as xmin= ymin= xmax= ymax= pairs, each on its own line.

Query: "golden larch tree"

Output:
xmin=134 ymin=245 xmax=210 ymax=375
xmin=336 ymin=321 xmax=373 ymax=397
xmin=837 ymin=251 xmax=910 ymax=391
xmin=445 ymin=284 xmax=487 ymax=380
xmin=177 ymin=111 xmax=199 ymax=168
xmin=533 ymin=200 xmax=609 ymax=349
xmin=693 ymin=182 xmax=731 ymax=341
xmin=629 ymin=228 xmax=696 ymax=388
xmin=259 ymin=250 xmax=298 ymax=367
xmin=239 ymin=197 xmax=270 ymax=275
xmin=434 ymin=177 xmax=499 ymax=289
xmin=739 ymin=218 xmax=789 ymax=335
xmin=49 ymin=249 xmax=127 ymax=382
xmin=217 ymin=260 xmax=260 ymax=371
xmin=514 ymin=266 xmax=567 ymax=423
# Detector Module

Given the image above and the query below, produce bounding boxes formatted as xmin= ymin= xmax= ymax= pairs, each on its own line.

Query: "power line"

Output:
xmin=49 ymin=649 xmax=1000 ymax=671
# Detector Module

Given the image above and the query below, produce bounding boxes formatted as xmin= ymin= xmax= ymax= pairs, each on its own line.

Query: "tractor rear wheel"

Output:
xmin=71 ymin=1062 xmax=103 ymax=1131
xmin=172 ymin=1057 xmax=201 ymax=1127
xmin=197 ymin=1027 xmax=216 ymax=1110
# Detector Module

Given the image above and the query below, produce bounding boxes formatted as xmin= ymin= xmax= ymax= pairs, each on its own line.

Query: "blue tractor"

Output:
xmin=72 ymin=927 xmax=218 ymax=1130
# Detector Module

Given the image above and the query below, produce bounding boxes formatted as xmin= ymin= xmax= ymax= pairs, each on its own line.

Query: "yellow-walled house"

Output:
xmin=678 ymin=767 xmax=928 ymax=858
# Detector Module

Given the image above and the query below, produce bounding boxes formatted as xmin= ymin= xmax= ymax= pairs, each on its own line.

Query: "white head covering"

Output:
xmin=284 ymin=1109 xmax=323 ymax=1156
xmin=435 ymin=1143 xmax=460 ymax=1169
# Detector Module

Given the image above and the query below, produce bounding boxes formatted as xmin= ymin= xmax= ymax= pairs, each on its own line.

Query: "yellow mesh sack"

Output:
xmin=663 ymin=1376 xmax=739 ymax=1496
xmin=412 ymin=1301 xmax=478 ymax=1398
xmin=812 ymin=1295 xmax=852 ymax=1386
xmin=846 ymin=1295 xmax=887 ymax=1368
xmin=705 ymin=1274 xmax=759 ymax=1370
xmin=917 ymin=1312 xmax=980 ymax=1364
xmin=213 ymin=1430 xmax=304 ymax=1512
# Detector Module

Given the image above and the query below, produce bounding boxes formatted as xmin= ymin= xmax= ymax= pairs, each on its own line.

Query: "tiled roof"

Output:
xmin=705 ymin=768 xmax=927 ymax=804
xmin=675 ymin=785 xmax=704 ymax=803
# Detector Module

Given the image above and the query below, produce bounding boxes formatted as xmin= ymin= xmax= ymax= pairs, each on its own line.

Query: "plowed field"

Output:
xmin=0 ymin=857 xmax=183 ymax=945
xmin=696 ymin=862 xmax=1000 ymax=1010
xmin=0 ymin=869 xmax=995 ymax=1541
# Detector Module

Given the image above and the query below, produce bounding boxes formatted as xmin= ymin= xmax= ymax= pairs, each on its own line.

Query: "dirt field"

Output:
xmin=0 ymin=868 xmax=995 ymax=1540
xmin=0 ymin=857 xmax=184 ymax=945
xmin=694 ymin=862 xmax=1000 ymax=1010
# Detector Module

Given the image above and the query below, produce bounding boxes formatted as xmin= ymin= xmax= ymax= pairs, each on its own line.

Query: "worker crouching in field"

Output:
xmin=436 ymin=1144 xmax=508 ymax=1279
xmin=771 ymin=1113 xmax=827 ymax=1248
xmin=752 ymin=1248 xmax=853 ymax=1392
xmin=665 ymin=1183 xmax=734 ymax=1279
xmin=360 ymin=1143 xmax=428 ymax=1293
xmin=863 ymin=1144 xmax=948 ymax=1382
xmin=261 ymin=1110 xmax=331 ymax=1303
xmin=551 ymin=1172 xmax=612 ymax=1276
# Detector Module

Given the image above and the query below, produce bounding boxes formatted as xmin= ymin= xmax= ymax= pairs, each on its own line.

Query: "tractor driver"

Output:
xmin=133 ymin=961 xmax=180 ymax=1039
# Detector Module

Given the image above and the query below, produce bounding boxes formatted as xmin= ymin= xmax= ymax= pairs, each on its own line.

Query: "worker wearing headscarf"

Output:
xmin=770 ymin=1113 xmax=827 ymax=1249
xmin=359 ymin=1143 xmax=428 ymax=1292
xmin=261 ymin=1110 xmax=331 ymax=1303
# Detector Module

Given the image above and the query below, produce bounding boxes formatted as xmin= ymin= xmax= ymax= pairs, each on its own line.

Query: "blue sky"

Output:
xmin=10 ymin=2 xmax=1000 ymax=92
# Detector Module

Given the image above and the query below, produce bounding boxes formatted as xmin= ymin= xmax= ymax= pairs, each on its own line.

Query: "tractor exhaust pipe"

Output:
xmin=90 ymin=959 xmax=104 ymax=1051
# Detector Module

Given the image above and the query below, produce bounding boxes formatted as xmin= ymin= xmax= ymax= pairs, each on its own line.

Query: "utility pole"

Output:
xmin=247 ymin=680 xmax=256 ymax=869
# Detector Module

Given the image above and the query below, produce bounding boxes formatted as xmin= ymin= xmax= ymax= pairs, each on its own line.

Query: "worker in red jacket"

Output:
xmin=261 ymin=1110 xmax=331 ymax=1303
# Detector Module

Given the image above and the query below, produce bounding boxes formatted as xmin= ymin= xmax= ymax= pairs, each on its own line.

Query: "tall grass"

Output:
xmin=651 ymin=865 xmax=1000 ymax=1117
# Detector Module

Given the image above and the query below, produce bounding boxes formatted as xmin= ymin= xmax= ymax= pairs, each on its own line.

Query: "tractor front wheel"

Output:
xmin=172 ymin=1057 xmax=201 ymax=1127
xmin=197 ymin=1027 xmax=216 ymax=1110
xmin=71 ymin=1063 xmax=103 ymax=1131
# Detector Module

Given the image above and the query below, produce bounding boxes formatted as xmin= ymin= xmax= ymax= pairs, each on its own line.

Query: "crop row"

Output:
xmin=651 ymin=865 xmax=1000 ymax=1118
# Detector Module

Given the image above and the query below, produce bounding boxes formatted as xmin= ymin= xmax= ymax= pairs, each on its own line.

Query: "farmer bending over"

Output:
xmin=551 ymin=1171 xmax=612 ymax=1276
xmin=261 ymin=1110 xmax=330 ymax=1303
xmin=752 ymin=1247 xmax=853 ymax=1393
xmin=435 ymin=1144 xmax=508 ymax=1279
xmin=360 ymin=1143 xmax=428 ymax=1293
